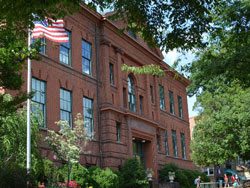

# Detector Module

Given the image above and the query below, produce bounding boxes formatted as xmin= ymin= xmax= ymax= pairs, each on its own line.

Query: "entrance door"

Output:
xmin=133 ymin=140 xmax=145 ymax=165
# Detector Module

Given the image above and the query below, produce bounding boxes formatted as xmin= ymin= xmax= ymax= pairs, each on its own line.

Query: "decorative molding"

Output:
xmin=100 ymin=38 xmax=111 ymax=46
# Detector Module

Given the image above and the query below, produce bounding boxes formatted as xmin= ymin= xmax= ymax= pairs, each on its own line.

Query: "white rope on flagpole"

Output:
xmin=27 ymin=27 xmax=32 ymax=185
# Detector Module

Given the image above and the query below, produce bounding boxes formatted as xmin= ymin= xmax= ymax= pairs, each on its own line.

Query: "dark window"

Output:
xmin=116 ymin=122 xmax=121 ymax=142
xmin=60 ymin=88 xmax=72 ymax=126
xmin=181 ymin=133 xmax=187 ymax=159
xmin=159 ymin=85 xmax=165 ymax=110
xmin=123 ymin=87 xmax=127 ymax=108
xmin=60 ymin=30 xmax=71 ymax=66
xmin=133 ymin=141 xmax=144 ymax=165
xmin=169 ymin=91 xmax=175 ymax=114
xmin=164 ymin=130 xmax=169 ymax=156
xmin=31 ymin=78 xmax=46 ymax=128
xmin=157 ymin=134 xmax=161 ymax=152
xmin=83 ymin=97 xmax=94 ymax=138
xmin=109 ymin=63 xmax=114 ymax=85
xmin=178 ymin=96 xmax=183 ymax=118
xmin=82 ymin=40 xmax=92 ymax=75
xmin=150 ymin=85 xmax=154 ymax=103
xmin=139 ymin=95 xmax=143 ymax=114
xmin=128 ymin=76 xmax=136 ymax=112
xmin=172 ymin=130 xmax=178 ymax=157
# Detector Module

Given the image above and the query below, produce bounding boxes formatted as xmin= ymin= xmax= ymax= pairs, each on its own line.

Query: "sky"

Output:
xmin=163 ymin=50 xmax=198 ymax=117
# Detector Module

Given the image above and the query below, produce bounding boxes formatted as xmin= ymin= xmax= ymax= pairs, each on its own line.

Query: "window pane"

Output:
xmin=169 ymin=91 xmax=175 ymax=114
xmin=159 ymin=85 xmax=165 ymax=110
xmin=60 ymin=30 xmax=71 ymax=65
xmin=164 ymin=130 xmax=169 ymax=155
xmin=60 ymin=88 xmax=72 ymax=126
xmin=181 ymin=133 xmax=186 ymax=159
xmin=128 ymin=76 xmax=136 ymax=112
xmin=82 ymin=40 xmax=92 ymax=75
xmin=178 ymin=96 xmax=183 ymax=118
xmin=83 ymin=97 xmax=94 ymax=138
xmin=172 ymin=130 xmax=178 ymax=157
xmin=31 ymin=78 xmax=46 ymax=128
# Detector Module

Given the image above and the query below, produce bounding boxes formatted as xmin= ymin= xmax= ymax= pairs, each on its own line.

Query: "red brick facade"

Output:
xmin=22 ymin=5 xmax=194 ymax=181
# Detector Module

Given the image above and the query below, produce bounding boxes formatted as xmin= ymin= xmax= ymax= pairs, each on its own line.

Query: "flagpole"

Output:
xmin=27 ymin=27 xmax=32 ymax=187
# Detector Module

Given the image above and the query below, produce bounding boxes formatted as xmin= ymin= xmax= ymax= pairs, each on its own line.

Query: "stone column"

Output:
xmin=115 ymin=47 xmax=124 ymax=109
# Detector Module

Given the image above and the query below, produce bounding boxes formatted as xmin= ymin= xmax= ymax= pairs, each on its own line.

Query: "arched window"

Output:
xmin=128 ymin=75 xmax=136 ymax=112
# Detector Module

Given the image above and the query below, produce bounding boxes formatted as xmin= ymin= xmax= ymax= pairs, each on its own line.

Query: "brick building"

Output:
xmin=25 ymin=5 xmax=194 ymax=181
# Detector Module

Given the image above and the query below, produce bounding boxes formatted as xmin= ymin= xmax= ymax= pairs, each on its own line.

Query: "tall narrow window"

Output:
xmin=150 ymin=85 xmax=154 ymax=103
xmin=169 ymin=91 xmax=175 ymax=114
xmin=157 ymin=134 xmax=161 ymax=152
xmin=123 ymin=87 xmax=127 ymax=108
xmin=178 ymin=96 xmax=183 ymax=118
xmin=60 ymin=30 xmax=71 ymax=66
xmin=83 ymin=97 xmax=94 ymax=138
xmin=82 ymin=40 xmax=92 ymax=75
xmin=116 ymin=122 xmax=121 ymax=142
xmin=60 ymin=88 xmax=72 ymax=126
xmin=109 ymin=63 xmax=114 ymax=85
xmin=139 ymin=95 xmax=143 ymax=114
xmin=181 ymin=133 xmax=187 ymax=159
xmin=159 ymin=85 xmax=165 ymax=110
xmin=31 ymin=78 xmax=46 ymax=128
xmin=172 ymin=130 xmax=178 ymax=157
xmin=128 ymin=75 xmax=136 ymax=112
xmin=164 ymin=130 xmax=169 ymax=156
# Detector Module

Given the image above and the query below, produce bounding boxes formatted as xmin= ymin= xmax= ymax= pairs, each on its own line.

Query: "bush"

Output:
xmin=159 ymin=163 xmax=210 ymax=188
xmin=88 ymin=167 xmax=119 ymax=188
xmin=119 ymin=158 xmax=148 ymax=188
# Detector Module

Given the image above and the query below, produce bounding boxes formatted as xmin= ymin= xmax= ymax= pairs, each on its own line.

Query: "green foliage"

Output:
xmin=87 ymin=167 xmax=119 ymax=188
xmin=159 ymin=163 xmax=209 ymax=188
xmin=191 ymin=81 xmax=250 ymax=165
xmin=119 ymin=158 xmax=148 ymax=188
xmin=45 ymin=113 xmax=89 ymax=185
xmin=45 ymin=113 xmax=89 ymax=164
xmin=188 ymin=0 xmax=250 ymax=96
xmin=0 ymin=94 xmax=42 ymax=186
xmin=121 ymin=64 xmax=165 ymax=77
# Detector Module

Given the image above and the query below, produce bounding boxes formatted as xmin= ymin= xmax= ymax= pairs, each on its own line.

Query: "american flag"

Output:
xmin=32 ymin=19 xmax=69 ymax=43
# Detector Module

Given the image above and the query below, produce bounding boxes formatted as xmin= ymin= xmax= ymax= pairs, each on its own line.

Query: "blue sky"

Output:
xmin=163 ymin=50 xmax=198 ymax=117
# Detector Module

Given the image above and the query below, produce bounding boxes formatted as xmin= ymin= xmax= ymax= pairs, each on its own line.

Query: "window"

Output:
xmin=109 ymin=63 xmax=114 ymax=85
xmin=139 ymin=95 xmax=143 ymax=114
xmin=31 ymin=78 xmax=46 ymax=128
xmin=159 ymin=85 xmax=165 ymax=110
xmin=178 ymin=96 xmax=183 ymax=118
xmin=181 ymin=133 xmax=187 ymax=159
xmin=60 ymin=30 xmax=71 ymax=65
xmin=157 ymin=134 xmax=161 ymax=152
xmin=164 ymin=130 xmax=169 ymax=156
xmin=123 ymin=87 xmax=127 ymax=108
xmin=82 ymin=40 xmax=92 ymax=75
xmin=128 ymin=75 xmax=136 ymax=112
xmin=60 ymin=88 xmax=72 ymax=126
xmin=150 ymin=85 xmax=154 ymax=103
xmin=133 ymin=141 xmax=144 ymax=165
xmin=116 ymin=122 xmax=121 ymax=142
xmin=169 ymin=91 xmax=175 ymax=114
xmin=172 ymin=130 xmax=178 ymax=157
xmin=32 ymin=38 xmax=46 ymax=54
xmin=83 ymin=97 xmax=94 ymax=138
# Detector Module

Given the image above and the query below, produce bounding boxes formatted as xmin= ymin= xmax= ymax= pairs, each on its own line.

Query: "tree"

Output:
xmin=191 ymin=80 xmax=250 ymax=166
xmin=0 ymin=94 xmax=42 ymax=186
xmin=45 ymin=113 xmax=89 ymax=186
xmin=188 ymin=0 xmax=250 ymax=96
xmin=119 ymin=158 xmax=148 ymax=188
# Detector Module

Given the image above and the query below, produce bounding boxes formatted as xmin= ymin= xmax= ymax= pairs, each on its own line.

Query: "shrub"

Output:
xmin=159 ymin=163 xmax=210 ymax=188
xmin=89 ymin=167 xmax=119 ymax=188
xmin=119 ymin=158 xmax=148 ymax=188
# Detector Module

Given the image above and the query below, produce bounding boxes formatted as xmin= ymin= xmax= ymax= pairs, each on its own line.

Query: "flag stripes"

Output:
xmin=32 ymin=19 xmax=69 ymax=43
